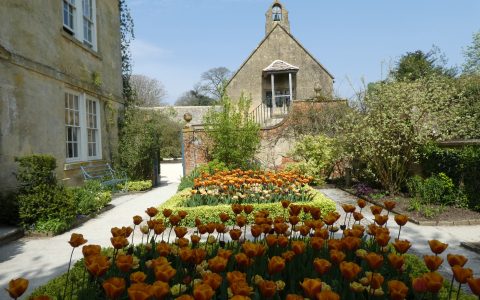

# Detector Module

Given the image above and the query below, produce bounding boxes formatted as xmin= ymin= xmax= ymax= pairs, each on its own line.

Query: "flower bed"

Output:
xmin=159 ymin=187 xmax=336 ymax=227
xmin=8 ymin=200 xmax=480 ymax=300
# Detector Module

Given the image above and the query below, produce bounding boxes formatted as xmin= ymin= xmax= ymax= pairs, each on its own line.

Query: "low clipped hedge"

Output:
xmin=158 ymin=186 xmax=337 ymax=227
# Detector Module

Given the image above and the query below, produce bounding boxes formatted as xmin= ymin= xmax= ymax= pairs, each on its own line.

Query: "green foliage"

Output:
xmin=288 ymin=134 xmax=338 ymax=184
xmin=35 ymin=218 xmax=71 ymax=235
xmin=203 ymin=94 xmax=260 ymax=169
xmin=177 ymin=160 xmax=229 ymax=192
xmin=119 ymin=0 xmax=135 ymax=105
xmin=406 ymin=173 xmax=463 ymax=206
xmin=14 ymin=155 xmax=57 ymax=192
xmin=72 ymin=181 xmax=112 ymax=215
xmin=160 ymin=187 xmax=337 ymax=227
xmin=463 ymin=30 xmax=480 ymax=75
xmin=391 ymin=48 xmax=456 ymax=82
xmin=419 ymin=144 xmax=480 ymax=210
xmin=340 ymin=75 xmax=467 ymax=193
xmin=117 ymin=108 xmax=182 ymax=180
xmin=119 ymin=180 xmax=153 ymax=191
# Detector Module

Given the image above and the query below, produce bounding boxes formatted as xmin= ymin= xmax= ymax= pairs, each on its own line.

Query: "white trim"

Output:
xmin=62 ymin=0 xmax=97 ymax=52
xmin=65 ymin=90 xmax=102 ymax=163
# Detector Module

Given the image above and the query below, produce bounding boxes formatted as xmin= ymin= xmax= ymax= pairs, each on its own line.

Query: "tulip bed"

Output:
xmin=186 ymin=170 xmax=314 ymax=207
xmin=9 ymin=200 xmax=480 ymax=300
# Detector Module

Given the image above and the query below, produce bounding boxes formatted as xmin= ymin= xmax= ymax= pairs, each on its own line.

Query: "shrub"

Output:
xmin=406 ymin=173 xmax=468 ymax=208
xmin=72 ymin=181 xmax=112 ymax=216
xmin=118 ymin=180 xmax=152 ymax=192
xmin=15 ymin=155 xmax=76 ymax=229
xmin=177 ymin=160 xmax=229 ymax=192
xmin=288 ymin=135 xmax=339 ymax=184
xmin=159 ymin=187 xmax=336 ymax=227
xmin=203 ymin=94 xmax=260 ymax=169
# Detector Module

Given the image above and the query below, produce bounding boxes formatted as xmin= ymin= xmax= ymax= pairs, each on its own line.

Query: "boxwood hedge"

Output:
xmin=158 ymin=187 xmax=337 ymax=227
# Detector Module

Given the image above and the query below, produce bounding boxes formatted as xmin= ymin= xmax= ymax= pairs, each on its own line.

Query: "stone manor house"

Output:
xmin=0 ymin=1 xmax=124 ymax=192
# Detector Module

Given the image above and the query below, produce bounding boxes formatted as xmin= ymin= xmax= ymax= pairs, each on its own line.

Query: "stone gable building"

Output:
xmin=226 ymin=0 xmax=334 ymax=114
xmin=0 ymin=1 xmax=124 ymax=191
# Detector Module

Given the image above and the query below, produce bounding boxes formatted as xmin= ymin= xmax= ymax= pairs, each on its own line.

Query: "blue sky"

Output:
xmin=129 ymin=0 xmax=480 ymax=104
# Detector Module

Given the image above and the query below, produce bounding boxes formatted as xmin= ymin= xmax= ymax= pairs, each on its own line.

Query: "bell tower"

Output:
xmin=265 ymin=0 xmax=290 ymax=35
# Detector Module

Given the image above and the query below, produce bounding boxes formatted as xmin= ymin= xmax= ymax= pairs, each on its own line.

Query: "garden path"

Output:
xmin=0 ymin=162 xmax=183 ymax=299
xmin=319 ymin=188 xmax=480 ymax=279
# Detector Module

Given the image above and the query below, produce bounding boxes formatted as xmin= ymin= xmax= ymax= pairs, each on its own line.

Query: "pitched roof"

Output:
xmin=263 ymin=60 xmax=299 ymax=72
xmin=226 ymin=24 xmax=334 ymax=87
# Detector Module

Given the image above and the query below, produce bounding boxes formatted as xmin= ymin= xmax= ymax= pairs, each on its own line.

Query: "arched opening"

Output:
xmin=272 ymin=4 xmax=282 ymax=21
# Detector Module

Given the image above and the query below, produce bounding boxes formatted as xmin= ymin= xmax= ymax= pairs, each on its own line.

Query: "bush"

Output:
xmin=406 ymin=173 xmax=467 ymax=208
xmin=72 ymin=181 xmax=112 ymax=216
xmin=119 ymin=180 xmax=153 ymax=192
xmin=159 ymin=187 xmax=336 ymax=227
xmin=15 ymin=155 xmax=76 ymax=230
xmin=177 ymin=160 xmax=229 ymax=192
xmin=420 ymin=144 xmax=480 ymax=210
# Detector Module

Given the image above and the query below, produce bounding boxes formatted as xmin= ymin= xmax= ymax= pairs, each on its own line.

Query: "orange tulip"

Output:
xmin=226 ymin=271 xmax=247 ymax=284
xmin=383 ymin=200 xmax=396 ymax=211
xmin=68 ymin=233 xmax=87 ymax=248
xmin=311 ymin=237 xmax=325 ymax=250
xmin=281 ymin=200 xmax=291 ymax=208
xmin=394 ymin=215 xmax=408 ymax=226
xmin=274 ymin=223 xmax=289 ymax=235
xmin=30 ymin=296 xmax=52 ymax=300
xmin=265 ymin=234 xmax=278 ymax=247
xmin=133 ymin=215 xmax=143 ymax=225
xmin=357 ymin=199 xmax=367 ymax=208
xmin=127 ymin=283 xmax=152 ymax=300
xmin=314 ymin=228 xmax=329 ymax=239
xmin=154 ymin=224 xmax=166 ymax=235
xmin=193 ymin=283 xmax=215 ymax=300
xmin=151 ymin=281 xmax=170 ymax=300
xmin=392 ymin=239 xmax=411 ymax=254
xmin=110 ymin=236 xmax=129 ymax=249
xmin=292 ymin=241 xmax=306 ymax=255
xmin=289 ymin=204 xmax=302 ymax=216
xmin=364 ymin=252 xmax=384 ymax=270
xmin=278 ymin=235 xmax=289 ymax=248
xmin=339 ymin=261 xmax=362 ymax=281
xmin=232 ymin=204 xmax=243 ymax=215
xmin=206 ymin=223 xmax=216 ymax=234
xmin=286 ymin=294 xmax=304 ymax=300
xmin=156 ymin=242 xmax=171 ymax=256
xmin=281 ymin=250 xmax=296 ymax=262
xmin=341 ymin=204 xmax=356 ymax=213
xmin=250 ymin=225 xmax=263 ymax=238
xmin=327 ymin=239 xmax=343 ymax=251
xmin=289 ymin=215 xmax=300 ymax=226
xmin=116 ymin=254 xmax=133 ymax=272
xmin=375 ymin=232 xmax=390 ymax=247
xmin=424 ymin=272 xmax=443 ymax=293
xmin=178 ymin=210 xmax=188 ymax=219
xmin=370 ymin=205 xmax=383 ymax=215
xmin=412 ymin=276 xmax=428 ymax=293
xmin=217 ymin=249 xmax=233 ymax=259
xmin=423 ymin=255 xmax=443 ymax=272
xmin=243 ymin=205 xmax=254 ymax=214
xmin=236 ymin=215 xmax=247 ymax=228
xmin=179 ymin=248 xmax=193 ymax=263
xmin=428 ymin=239 xmax=448 ymax=255
xmin=154 ymin=264 xmax=177 ymax=282
xmin=310 ymin=207 xmax=322 ymax=220
xmin=191 ymin=234 xmax=200 ymax=245
xmin=452 ymin=265 xmax=473 ymax=284
xmin=169 ymin=215 xmax=181 ymax=226
xmin=300 ymin=278 xmax=323 ymax=298
xmin=202 ymin=273 xmax=223 ymax=290
xmin=259 ymin=280 xmax=277 ymax=298
xmin=192 ymin=248 xmax=207 ymax=265
xmin=82 ymin=244 xmax=101 ymax=258
xmin=467 ymin=277 xmax=480 ymax=296
xmin=230 ymin=296 xmax=252 ymax=300
xmin=369 ymin=272 xmax=385 ymax=289
xmin=208 ymin=256 xmax=228 ymax=273
xmin=219 ymin=212 xmax=230 ymax=223
xmin=329 ymin=250 xmax=346 ymax=264
xmin=130 ymin=271 xmax=147 ymax=283
xmin=387 ymin=280 xmax=408 ymax=300
xmin=145 ymin=207 xmax=159 ymax=217
xmin=230 ymin=281 xmax=253 ymax=296
xmin=229 ymin=229 xmax=242 ymax=241
xmin=235 ymin=253 xmax=253 ymax=267
xmin=316 ymin=290 xmax=340 ymax=300
xmin=387 ymin=253 xmax=405 ymax=270
xmin=102 ymin=277 xmax=126 ymax=299
xmin=313 ymin=258 xmax=331 ymax=275
xmin=342 ymin=236 xmax=361 ymax=251
xmin=176 ymin=294 xmax=194 ymax=300
xmin=374 ymin=214 xmax=389 ymax=226
xmin=162 ymin=208 xmax=172 ymax=218
xmin=268 ymin=256 xmax=285 ymax=274
xmin=174 ymin=226 xmax=188 ymax=238
xmin=85 ymin=255 xmax=111 ymax=277
xmin=6 ymin=278 xmax=28 ymax=299
xmin=447 ymin=254 xmax=468 ymax=267
xmin=353 ymin=212 xmax=364 ymax=222
xmin=149 ymin=257 xmax=169 ymax=269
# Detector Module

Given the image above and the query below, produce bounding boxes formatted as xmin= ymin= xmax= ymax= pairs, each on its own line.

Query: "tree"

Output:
xmin=341 ymin=75 xmax=465 ymax=193
xmin=130 ymin=74 xmax=167 ymax=106
xmin=463 ymin=30 xmax=480 ymax=75
xmin=203 ymin=94 xmax=260 ymax=169
xmin=391 ymin=47 xmax=456 ymax=81
xmin=175 ymin=85 xmax=216 ymax=106
xmin=119 ymin=0 xmax=135 ymax=106
xmin=198 ymin=67 xmax=232 ymax=100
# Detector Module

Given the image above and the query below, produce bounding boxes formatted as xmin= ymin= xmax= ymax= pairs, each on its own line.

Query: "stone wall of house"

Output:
xmin=0 ymin=1 xmax=123 ymax=191
xmin=226 ymin=25 xmax=333 ymax=110
xmin=181 ymin=100 xmax=345 ymax=175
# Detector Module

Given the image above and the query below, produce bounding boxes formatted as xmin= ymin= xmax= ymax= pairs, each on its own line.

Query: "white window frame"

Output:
xmin=62 ymin=0 xmax=98 ymax=51
xmin=65 ymin=90 xmax=102 ymax=163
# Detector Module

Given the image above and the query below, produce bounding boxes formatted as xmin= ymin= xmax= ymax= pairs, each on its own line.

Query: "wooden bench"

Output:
xmin=80 ymin=163 xmax=128 ymax=191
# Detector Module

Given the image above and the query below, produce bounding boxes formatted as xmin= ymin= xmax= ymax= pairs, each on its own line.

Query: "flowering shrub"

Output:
xmin=9 ymin=200 xmax=480 ymax=300
xmin=187 ymin=170 xmax=314 ymax=207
